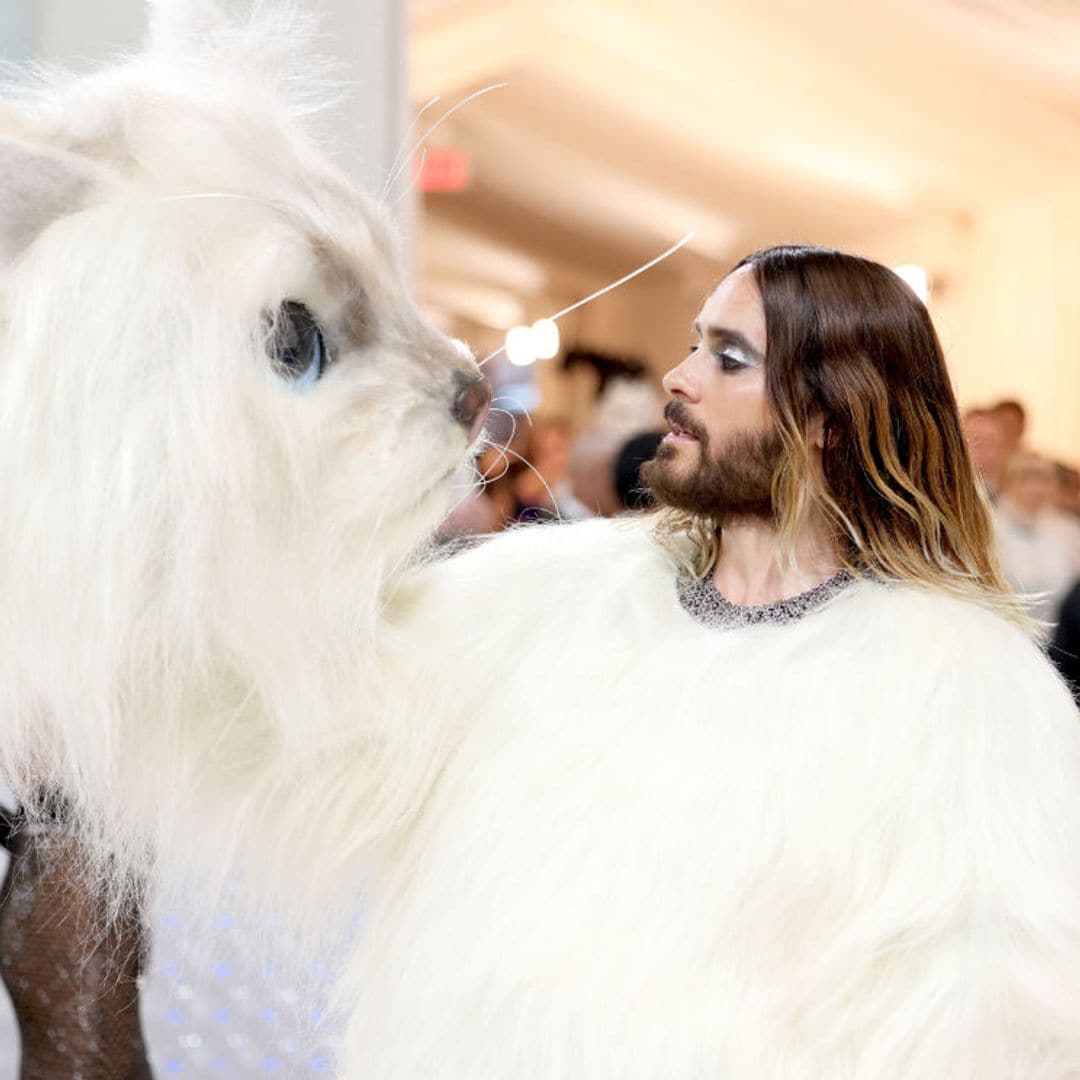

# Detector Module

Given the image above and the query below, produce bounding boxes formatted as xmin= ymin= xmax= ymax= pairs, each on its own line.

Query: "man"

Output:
xmin=994 ymin=451 xmax=1080 ymax=627
xmin=961 ymin=406 xmax=1010 ymax=499
xmin=336 ymin=246 xmax=1080 ymax=1077
xmin=991 ymin=398 xmax=1027 ymax=458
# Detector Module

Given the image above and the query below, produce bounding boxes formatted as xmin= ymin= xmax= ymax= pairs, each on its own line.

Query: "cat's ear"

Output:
xmin=146 ymin=0 xmax=227 ymax=52
xmin=0 ymin=130 xmax=115 ymax=267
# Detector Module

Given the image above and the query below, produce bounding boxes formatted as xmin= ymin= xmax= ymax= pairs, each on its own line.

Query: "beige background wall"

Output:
xmin=864 ymin=202 xmax=1080 ymax=463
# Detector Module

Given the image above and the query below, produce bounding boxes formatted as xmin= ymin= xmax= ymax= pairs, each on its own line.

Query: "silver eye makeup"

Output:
xmin=686 ymin=330 xmax=762 ymax=372
xmin=716 ymin=345 xmax=756 ymax=372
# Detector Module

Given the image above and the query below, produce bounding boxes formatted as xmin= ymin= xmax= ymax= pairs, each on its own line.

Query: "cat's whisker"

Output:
xmin=478 ymin=232 xmax=694 ymax=368
xmin=391 ymin=147 xmax=428 ymax=209
xmin=477 ymin=438 xmax=513 ymax=486
xmin=441 ymin=467 xmax=492 ymax=523
xmin=382 ymin=83 xmax=508 ymax=201
xmin=490 ymin=396 xmax=534 ymax=429
xmin=485 ymin=405 xmax=521 ymax=451
xmin=497 ymin=444 xmax=563 ymax=523
xmin=382 ymin=94 xmax=441 ymax=201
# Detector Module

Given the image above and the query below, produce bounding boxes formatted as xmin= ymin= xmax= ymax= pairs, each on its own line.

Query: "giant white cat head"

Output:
xmin=0 ymin=2 xmax=488 ymax=820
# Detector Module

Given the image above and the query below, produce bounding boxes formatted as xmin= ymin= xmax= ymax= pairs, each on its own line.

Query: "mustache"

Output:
xmin=664 ymin=401 xmax=707 ymax=442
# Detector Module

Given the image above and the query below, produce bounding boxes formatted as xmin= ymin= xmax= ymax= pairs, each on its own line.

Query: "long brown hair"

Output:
xmin=657 ymin=244 xmax=1025 ymax=625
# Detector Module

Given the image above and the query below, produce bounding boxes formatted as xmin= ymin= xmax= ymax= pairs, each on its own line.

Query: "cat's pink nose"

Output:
xmin=452 ymin=372 xmax=491 ymax=443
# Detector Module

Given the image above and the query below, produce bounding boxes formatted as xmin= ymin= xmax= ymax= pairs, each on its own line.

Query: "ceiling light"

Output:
xmin=531 ymin=318 xmax=560 ymax=360
xmin=892 ymin=264 xmax=930 ymax=303
xmin=505 ymin=325 xmax=537 ymax=367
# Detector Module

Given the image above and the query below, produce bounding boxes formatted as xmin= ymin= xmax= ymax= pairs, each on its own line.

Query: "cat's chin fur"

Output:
xmin=0 ymin=2 xmax=479 ymax=931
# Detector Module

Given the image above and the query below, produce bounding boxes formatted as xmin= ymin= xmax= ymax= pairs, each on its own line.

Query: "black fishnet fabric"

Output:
xmin=0 ymin=810 xmax=152 ymax=1079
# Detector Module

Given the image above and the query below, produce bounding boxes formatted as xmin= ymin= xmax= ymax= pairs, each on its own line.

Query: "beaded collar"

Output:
xmin=676 ymin=569 xmax=854 ymax=630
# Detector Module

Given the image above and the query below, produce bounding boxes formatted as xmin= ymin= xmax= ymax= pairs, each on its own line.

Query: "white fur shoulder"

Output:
xmin=389 ymin=516 xmax=664 ymax=639
xmin=358 ymin=535 xmax=1080 ymax=1079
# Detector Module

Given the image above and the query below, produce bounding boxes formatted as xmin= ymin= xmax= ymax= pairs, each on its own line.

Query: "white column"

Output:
xmin=318 ymin=0 xmax=409 ymax=201
xmin=0 ymin=0 xmax=35 ymax=64
xmin=32 ymin=0 xmax=143 ymax=68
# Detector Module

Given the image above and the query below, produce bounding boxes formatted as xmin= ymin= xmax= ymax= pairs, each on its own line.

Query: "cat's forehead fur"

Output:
xmin=5 ymin=0 xmax=395 ymax=271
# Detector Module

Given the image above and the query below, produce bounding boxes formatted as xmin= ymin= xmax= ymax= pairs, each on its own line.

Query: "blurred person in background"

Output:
xmin=439 ymin=416 xmax=576 ymax=535
xmin=991 ymin=398 xmax=1027 ymax=457
xmin=613 ymin=431 xmax=665 ymax=510
xmin=438 ymin=407 xmax=534 ymax=538
xmin=1055 ymin=461 xmax=1080 ymax=519
xmin=511 ymin=418 xmax=571 ymax=523
xmin=553 ymin=429 xmax=624 ymax=519
xmin=1052 ymin=582 xmax=1080 ymax=702
xmin=961 ymin=406 xmax=1010 ymax=499
xmin=552 ymin=429 xmax=667 ymax=518
xmin=994 ymin=451 xmax=1080 ymax=627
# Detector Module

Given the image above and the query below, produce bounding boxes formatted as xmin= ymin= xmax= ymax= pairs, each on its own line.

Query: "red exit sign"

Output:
xmin=418 ymin=147 xmax=471 ymax=192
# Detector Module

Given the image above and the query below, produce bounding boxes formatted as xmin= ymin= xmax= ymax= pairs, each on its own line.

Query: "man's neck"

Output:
xmin=710 ymin=512 xmax=842 ymax=607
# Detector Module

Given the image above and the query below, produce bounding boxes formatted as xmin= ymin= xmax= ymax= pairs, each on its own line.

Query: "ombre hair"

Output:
xmin=656 ymin=244 xmax=1027 ymax=626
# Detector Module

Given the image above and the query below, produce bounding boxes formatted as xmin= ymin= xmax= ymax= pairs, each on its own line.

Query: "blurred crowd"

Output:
xmin=962 ymin=400 xmax=1080 ymax=691
xmin=440 ymin=387 xmax=1080 ymax=697
xmin=439 ymin=416 xmax=663 ymax=536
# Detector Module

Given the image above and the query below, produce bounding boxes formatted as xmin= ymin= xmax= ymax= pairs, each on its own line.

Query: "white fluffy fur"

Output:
xmin=0 ymin=4 xmax=476 ymax=920
xmin=345 ymin=517 xmax=1080 ymax=1078
xmin=3 ymin=5 xmax=1080 ymax=1078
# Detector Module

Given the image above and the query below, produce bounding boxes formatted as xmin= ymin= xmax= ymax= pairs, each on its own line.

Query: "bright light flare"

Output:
xmin=505 ymin=326 xmax=537 ymax=367
xmin=531 ymin=318 xmax=560 ymax=360
xmin=892 ymin=264 xmax=930 ymax=303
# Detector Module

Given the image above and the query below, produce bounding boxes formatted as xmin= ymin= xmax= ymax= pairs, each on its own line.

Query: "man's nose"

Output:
xmin=662 ymin=360 xmax=696 ymax=401
xmin=451 ymin=371 xmax=492 ymax=442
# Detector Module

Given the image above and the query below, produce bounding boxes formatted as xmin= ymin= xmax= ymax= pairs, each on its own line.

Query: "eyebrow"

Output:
xmin=691 ymin=321 xmax=764 ymax=363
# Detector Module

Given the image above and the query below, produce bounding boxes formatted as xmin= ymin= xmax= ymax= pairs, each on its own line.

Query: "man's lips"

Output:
xmin=663 ymin=428 xmax=698 ymax=443
xmin=663 ymin=403 xmax=702 ymax=443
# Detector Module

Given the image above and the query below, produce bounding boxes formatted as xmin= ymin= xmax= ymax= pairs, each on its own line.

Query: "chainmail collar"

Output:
xmin=677 ymin=569 xmax=855 ymax=630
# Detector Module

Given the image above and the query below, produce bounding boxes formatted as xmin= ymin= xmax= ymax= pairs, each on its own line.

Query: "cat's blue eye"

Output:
xmin=290 ymin=325 xmax=324 ymax=389
xmin=269 ymin=300 xmax=329 ymax=390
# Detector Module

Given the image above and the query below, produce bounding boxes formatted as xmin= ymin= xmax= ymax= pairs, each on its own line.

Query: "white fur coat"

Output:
xmin=337 ymin=516 xmax=1080 ymax=1079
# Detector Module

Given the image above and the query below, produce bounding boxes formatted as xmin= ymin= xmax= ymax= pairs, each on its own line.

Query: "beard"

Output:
xmin=641 ymin=402 xmax=786 ymax=524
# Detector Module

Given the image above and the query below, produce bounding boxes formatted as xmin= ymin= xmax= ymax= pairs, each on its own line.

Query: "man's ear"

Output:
xmin=0 ymin=135 xmax=114 ymax=267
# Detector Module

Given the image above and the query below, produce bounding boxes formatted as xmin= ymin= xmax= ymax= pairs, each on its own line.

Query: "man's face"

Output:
xmin=1004 ymin=453 xmax=1057 ymax=518
xmin=961 ymin=413 xmax=1008 ymax=483
xmin=994 ymin=407 xmax=1025 ymax=454
xmin=642 ymin=266 xmax=783 ymax=521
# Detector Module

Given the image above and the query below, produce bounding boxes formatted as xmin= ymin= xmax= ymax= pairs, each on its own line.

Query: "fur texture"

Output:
xmin=343 ymin=516 xmax=1080 ymax=1078
xmin=0 ymin=3 xmax=477 ymax=921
